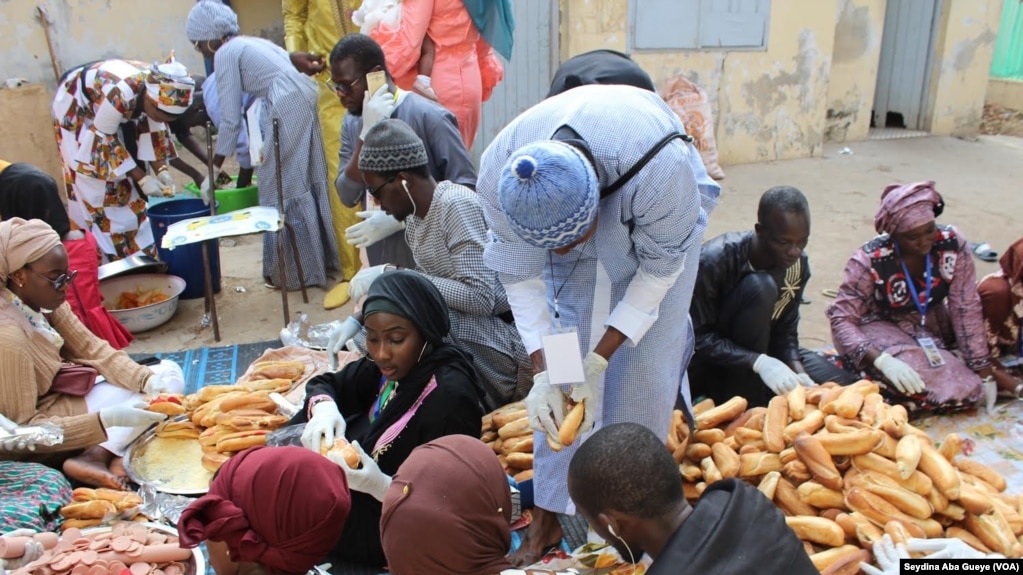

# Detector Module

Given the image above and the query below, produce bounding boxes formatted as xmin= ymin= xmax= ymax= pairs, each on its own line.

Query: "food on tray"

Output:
xmin=145 ymin=393 xmax=186 ymax=416
xmin=59 ymin=500 xmax=116 ymax=521
xmin=215 ymin=429 xmax=269 ymax=453
xmin=130 ymin=436 xmax=213 ymax=492
xmin=201 ymin=451 xmax=230 ymax=473
xmin=320 ymin=438 xmax=362 ymax=469
xmin=249 ymin=360 xmax=305 ymax=382
xmin=154 ymin=419 xmax=201 ymax=440
xmin=69 ymin=487 xmax=142 ymax=512
xmin=113 ymin=287 xmax=170 ymax=310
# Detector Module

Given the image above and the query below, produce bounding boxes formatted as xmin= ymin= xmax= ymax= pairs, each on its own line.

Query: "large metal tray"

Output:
xmin=97 ymin=255 xmax=167 ymax=282
xmin=123 ymin=417 xmax=211 ymax=496
xmin=82 ymin=522 xmax=205 ymax=575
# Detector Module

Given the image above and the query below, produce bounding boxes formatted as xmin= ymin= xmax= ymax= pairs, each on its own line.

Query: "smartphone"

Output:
xmin=366 ymin=70 xmax=387 ymax=95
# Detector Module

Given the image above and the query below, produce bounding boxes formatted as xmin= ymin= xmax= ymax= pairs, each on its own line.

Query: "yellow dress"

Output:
xmin=283 ymin=0 xmax=360 ymax=282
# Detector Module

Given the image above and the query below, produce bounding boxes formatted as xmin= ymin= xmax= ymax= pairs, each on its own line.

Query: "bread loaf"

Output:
xmin=738 ymin=452 xmax=782 ymax=477
xmin=832 ymin=387 xmax=865 ymax=419
xmin=794 ymin=433 xmax=842 ymax=491
xmin=796 ymin=481 xmax=846 ymax=510
xmin=493 ymin=409 xmax=528 ymax=429
xmin=775 ymin=477 xmax=817 ymax=517
xmin=814 ymin=430 xmax=883 ymax=456
xmin=955 ymin=459 xmax=1007 ymax=492
xmin=917 ymin=442 xmax=961 ymax=500
xmin=60 ymin=500 xmax=116 ymax=520
xmin=787 ymin=385 xmax=807 ymax=421
xmin=785 ymin=516 xmax=846 ymax=547
xmin=757 ymin=471 xmax=781 ymax=500
xmin=809 ymin=544 xmax=861 ymax=572
xmin=250 ymin=360 xmax=305 ymax=381
xmin=695 ymin=396 xmax=748 ymax=430
xmin=782 ymin=410 xmax=825 ymax=443
xmin=820 ymin=548 xmax=871 ymax=575
xmin=506 ymin=452 xmax=533 ymax=470
xmin=763 ymin=396 xmax=788 ymax=454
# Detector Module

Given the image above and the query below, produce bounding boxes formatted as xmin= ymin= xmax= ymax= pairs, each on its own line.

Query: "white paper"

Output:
xmin=160 ymin=206 xmax=282 ymax=249
xmin=542 ymin=331 xmax=585 ymax=385
xmin=246 ymin=101 xmax=264 ymax=167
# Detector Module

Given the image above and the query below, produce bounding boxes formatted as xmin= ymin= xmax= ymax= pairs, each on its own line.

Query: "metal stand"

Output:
xmin=271 ymin=119 xmax=310 ymax=329
xmin=202 ymin=122 xmax=221 ymax=342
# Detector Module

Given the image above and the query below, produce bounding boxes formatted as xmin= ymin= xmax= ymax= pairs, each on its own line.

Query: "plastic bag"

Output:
xmin=353 ymin=0 xmax=402 ymax=35
xmin=660 ymin=76 xmax=725 ymax=180
xmin=279 ymin=313 xmax=343 ymax=351
xmin=266 ymin=423 xmax=306 ymax=448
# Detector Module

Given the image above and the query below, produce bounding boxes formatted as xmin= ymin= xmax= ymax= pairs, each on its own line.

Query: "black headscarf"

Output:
xmin=547 ymin=49 xmax=655 ymax=98
xmin=358 ymin=270 xmax=484 ymax=451
xmin=0 ymin=163 xmax=71 ymax=238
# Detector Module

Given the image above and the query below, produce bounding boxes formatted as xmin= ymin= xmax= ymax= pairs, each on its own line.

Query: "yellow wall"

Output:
xmin=986 ymin=78 xmax=1023 ymax=110
xmin=925 ymin=0 xmax=1001 ymax=136
xmin=237 ymin=0 xmax=286 ymax=45
xmin=825 ymin=0 xmax=887 ymax=142
xmin=561 ymin=0 xmax=839 ymax=165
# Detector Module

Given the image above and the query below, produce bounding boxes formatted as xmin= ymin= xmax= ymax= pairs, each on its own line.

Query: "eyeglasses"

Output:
xmin=367 ymin=176 xmax=396 ymax=200
xmin=27 ymin=268 xmax=78 ymax=291
xmin=326 ymin=76 xmax=362 ymax=95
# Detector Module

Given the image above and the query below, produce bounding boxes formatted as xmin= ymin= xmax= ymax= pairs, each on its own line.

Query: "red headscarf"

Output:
xmin=380 ymin=435 xmax=513 ymax=575
xmin=874 ymin=181 xmax=942 ymax=235
xmin=178 ymin=446 xmax=351 ymax=575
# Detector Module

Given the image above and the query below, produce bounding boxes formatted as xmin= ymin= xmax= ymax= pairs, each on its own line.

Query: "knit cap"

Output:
xmin=498 ymin=141 xmax=598 ymax=249
xmin=186 ymin=0 xmax=240 ymax=42
xmin=359 ymin=119 xmax=429 ymax=174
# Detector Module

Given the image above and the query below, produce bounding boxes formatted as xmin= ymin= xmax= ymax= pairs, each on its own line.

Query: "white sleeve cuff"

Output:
xmin=504 ymin=277 xmax=551 ymax=355
xmin=606 ymin=265 xmax=684 ymax=346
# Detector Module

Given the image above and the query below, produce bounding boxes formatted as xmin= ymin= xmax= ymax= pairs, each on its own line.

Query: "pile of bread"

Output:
xmin=481 ymin=397 xmax=587 ymax=484
xmin=667 ymin=381 xmax=1023 ymax=572
xmin=57 ymin=488 xmax=144 ymax=530
xmin=143 ymin=360 xmax=306 ymax=473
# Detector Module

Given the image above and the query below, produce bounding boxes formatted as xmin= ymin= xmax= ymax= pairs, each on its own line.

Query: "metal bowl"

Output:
xmin=99 ymin=274 xmax=186 ymax=333
xmin=82 ymin=522 xmax=205 ymax=575
xmin=97 ymin=255 xmax=168 ymax=282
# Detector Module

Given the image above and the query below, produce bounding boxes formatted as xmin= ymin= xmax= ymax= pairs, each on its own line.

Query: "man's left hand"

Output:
xmin=570 ymin=352 xmax=607 ymax=435
xmin=290 ymin=52 xmax=325 ymax=75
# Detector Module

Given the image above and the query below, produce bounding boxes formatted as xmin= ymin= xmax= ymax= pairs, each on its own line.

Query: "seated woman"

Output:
xmin=342 ymin=119 xmax=532 ymax=409
xmin=0 ymin=218 xmax=183 ymax=489
xmin=978 ymin=237 xmax=1023 ymax=384
xmin=292 ymin=269 xmax=484 ymax=568
xmin=0 ymin=460 xmax=72 ymax=533
xmin=0 ymin=161 xmax=133 ymax=349
xmin=178 ymin=446 xmax=351 ymax=575
xmin=827 ymin=182 xmax=1020 ymax=414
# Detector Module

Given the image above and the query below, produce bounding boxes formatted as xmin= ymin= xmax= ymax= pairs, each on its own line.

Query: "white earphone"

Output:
xmin=401 ymin=180 xmax=409 ymax=192
xmin=607 ymin=524 xmax=618 ymax=537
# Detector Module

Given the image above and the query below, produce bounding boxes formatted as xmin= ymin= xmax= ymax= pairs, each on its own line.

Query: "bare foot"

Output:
xmin=508 ymin=507 xmax=563 ymax=567
xmin=109 ymin=456 xmax=129 ymax=482
xmin=62 ymin=447 xmax=126 ymax=490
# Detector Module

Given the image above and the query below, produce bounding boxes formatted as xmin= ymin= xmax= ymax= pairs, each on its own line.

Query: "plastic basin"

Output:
xmin=184 ymin=176 xmax=259 ymax=214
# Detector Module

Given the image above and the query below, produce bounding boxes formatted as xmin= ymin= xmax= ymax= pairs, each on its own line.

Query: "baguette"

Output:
xmin=744 ymin=410 xmax=767 ymax=432
xmin=895 ymin=435 xmax=922 ymax=480
xmin=240 ymin=377 xmax=293 ymax=393
xmin=859 ymin=393 xmax=884 ymax=426
xmin=763 ymin=396 xmax=788 ymax=453
xmin=672 ymin=440 xmax=690 ymax=465
xmin=784 ymin=516 xmax=846 ymax=547
xmin=694 ymin=428 xmax=725 ymax=445
xmin=506 ymin=452 xmax=533 ymax=469
xmin=146 ymin=398 xmax=186 ymax=417
xmin=797 ymin=481 xmax=846 ymax=510
xmin=862 ymin=482 xmax=933 ymax=520
xmin=199 ymin=425 xmax=232 ymax=448
xmin=873 ymin=432 xmax=898 ymax=459
xmin=938 ymin=432 xmax=963 ymax=462
xmin=955 ymin=459 xmax=1007 ymax=492
xmin=250 ymin=360 xmax=305 ymax=381
xmin=854 ymin=520 xmax=885 ymax=549
xmin=216 ymin=429 xmax=269 ymax=453
xmin=782 ymin=410 xmax=825 ymax=443
xmin=836 ymin=511 xmax=871 ymax=539
xmin=926 ymin=487 xmax=950 ymax=514
xmin=957 ymin=482 xmax=996 ymax=515
xmin=809 ymin=544 xmax=861 ymax=573
xmin=60 ymin=500 xmax=116 ymax=520
xmin=782 ymin=460 xmax=812 ymax=484
xmin=514 ymin=469 xmax=534 ymax=483
xmin=680 ymin=463 xmax=703 ymax=483
xmin=779 ymin=447 xmax=798 ymax=465
xmin=824 ymin=415 xmax=868 ymax=434
xmin=793 ymin=433 xmax=842 ymax=491
xmin=60 ymin=518 xmax=103 ymax=531
xmin=196 ymin=384 xmax=242 ymax=403
xmin=692 ymin=397 xmax=716 ymax=415
xmin=498 ymin=417 xmax=532 ymax=440
xmin=946 ymin=526 xmax=992 ymax=554
xmin=493 ymin=409 xmax=528 ymax=429
xmin=733 ymin=427 xmax=764 ymax=447
xmin=832 ymin=387 xmax=865 ymax=419
xmin=757 ymin=471 xmax=781 ymax=500
xmin=787 ymin=385 xmax=807 ymax=421
xmin=843 ymin=487 xmax=925 ymax=538
xmin=884 ymin=519 xmax=911 ymax=547
xmin=820 ymin=549 xmax=872 ymax=575
xmin=323 ymin=438 xmax=362 ymax=469
xmin=217 ymin=393 xmax=278 ymax=415
xmin=852 ymin=453 xmax=933 ymax=496
xmin=91 ymin=488 xmax=142 ymax=510
xmin=711 ymin=443 xmax=740 ymax=478
xmin=963 ymin=511 xmax=1018 ymax=557
xmin=201 ymin=451 xmax=230 ymax=473
xmin=155 ymin=419 xmax=201 ymax=439
xmin=700 ymin=456 xmax=723 ymax=483
xmin=686 ymin=443 xmax=712 ymax=461
xmin=558 ymin=401 xmax=585 ymax=447
xmin=917 ymin=442 xmax=961 ymax=500
xmin=192 ymin=391 xmax=246 ymax=425
xmin=738 ymin=452 xmax=782 ymax=477
xmin=820 ymin=508 xmax=844 ymax=522
xmin=481 ymin=430 xmax=498 ymax=443
xmin=936 ymin=502 xmax=967 ymax=521
xmin=546 ymin=435 xmax=562 ymax=452
xmin=695 ymin=396 xmax=748 ymax=430
xmin=814 ymin=429 xmax=883 ymax=456
xmin=215 ymin=410 xmax=289 ymax=431
xmin=502 ymin=435 xmax=534 ymax=454
xmin=683 ymin=482 xmax=701 ymax=502
xmin=723 ymin=408 xmax=757 ymax=437
xmin=775 ymin=477 xmax=817 ymax=517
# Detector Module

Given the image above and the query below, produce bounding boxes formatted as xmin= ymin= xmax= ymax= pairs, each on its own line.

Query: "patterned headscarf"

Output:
xmin=145 ymin=57 xmax=195 ymax=116
xmin=0 ymin=218 xmax=62 ymax=282
xmin=1000 ymin=237 xmax=1023 ymax=286
xmin=178 ymin=446 xmax=351 ymax=575
xmin=874 ymin=181 xmax=942 ymax=235
xmin=380 ymin=435 xmax=513 ymax=575
xmin=359 ymin=120 xmax=429 ymax=174
xmin=186 ymin=0 xmax=241 ymax=42
xmin=498 ymin=141 xmax=599 ymax=249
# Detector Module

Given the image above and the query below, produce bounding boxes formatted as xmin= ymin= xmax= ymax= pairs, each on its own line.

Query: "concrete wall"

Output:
xmin=925 ymin=0 xmax=1001 ymax=136
xmin=824 ymin=0 xmax=886 ymax=142
xmin=560 ymin=0 xmax=839 ymax=165
xmin=986 ymin=78 xmax=1023 ymax=109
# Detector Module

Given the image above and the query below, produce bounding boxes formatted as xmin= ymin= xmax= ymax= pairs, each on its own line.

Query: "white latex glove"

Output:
xmin=0 ymin=415 xmax=37 ymax=452
xmin=570 ymin=352 xmax=607 ymax=435
xmin=302 ymin=400 xmax=346 ymax=454
xmin=525 ymin=371 xmax=566 ymax=440
xmin=142 ymin=371 xmax=169 ymax=397
xmin=347 ymin=264 xmax=390 ymax=303
xmin=412 ymin=75 xmax=438 ymax=101
xmin=874 ymin=352 xmax=926 ymax=395
xmin=199 ymin=170 xmax=224 ymax=205
xmin=359 ymin=85 xmax=396 ymax=140
xmin=752 ymin=354 xmax=801 ymax=395
xmin=906 ymin=537 xmax=1004 ymax=560
xmin=0 ymin=530 xmax=43 ymax=571
xmin=156 ymin=170 xmax=176 ymax=195
xmin=345 ymin=210 xmax=405 ymax=249
xmin=138 ymin=175 xmax=164 ymax=198
xmin=327 ymin=317 xmax=362 ymax=371
xmin=332 ymin=440 xmax=391 ymax=501
xmin=860 ymin=534 xmax=908 ymax=575
xmin=797 ymin=372 xmax=817 ymax=387
xmin=99 ymin=403 xmax=166 ymax=428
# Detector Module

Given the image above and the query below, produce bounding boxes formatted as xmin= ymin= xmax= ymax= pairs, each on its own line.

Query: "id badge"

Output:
xmin=542 ymin=326 xmax=585 ymax=385
xmin=916 ymin=337 xmax=946 ymax=368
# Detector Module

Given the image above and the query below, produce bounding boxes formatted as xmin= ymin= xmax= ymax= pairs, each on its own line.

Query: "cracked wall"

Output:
xmin=825 ymin=0 xmax=886 ymax=142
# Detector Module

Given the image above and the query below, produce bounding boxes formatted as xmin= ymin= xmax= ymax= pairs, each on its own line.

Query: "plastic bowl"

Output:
xmin=99 ymin=274 xmax=187 ymax=333
xmin=184 ymin=176 xmax=258 ymax=213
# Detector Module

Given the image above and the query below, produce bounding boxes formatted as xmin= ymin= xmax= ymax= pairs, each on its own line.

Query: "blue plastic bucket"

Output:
xmin=147 ymin=199 xmax=221 ymax=300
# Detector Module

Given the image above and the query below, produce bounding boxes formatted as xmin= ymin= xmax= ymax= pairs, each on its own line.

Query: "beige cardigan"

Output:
xmin=0 ymin=288 xmax=152 ymax=456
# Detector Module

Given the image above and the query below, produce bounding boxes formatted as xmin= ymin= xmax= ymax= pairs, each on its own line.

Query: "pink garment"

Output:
xmin=874 ymin=181 xmax=941 ymax=235
xmin=827 ymin=226 xmax=987 ymax=407
xmin=371 ymin=0 xmax=504 ymax=150
xmin=64 ymin=231 xmax=133 ymax=350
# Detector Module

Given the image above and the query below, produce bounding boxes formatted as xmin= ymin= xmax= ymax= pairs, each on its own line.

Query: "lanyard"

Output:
xmin=897 ymin=249 xmax=932 ymax=328
xmin=548 ymin=250 xmax=584 ymax=328
xmin=371 ymin=376 xmax=398 ymax=422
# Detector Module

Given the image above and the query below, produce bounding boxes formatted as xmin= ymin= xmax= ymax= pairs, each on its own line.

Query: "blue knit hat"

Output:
xmin=498 ymin=141 xmax=598 ymax=249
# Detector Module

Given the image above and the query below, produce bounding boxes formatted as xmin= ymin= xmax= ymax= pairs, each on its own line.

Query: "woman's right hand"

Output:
xmin=301 ymin=401 xmax=346 ymax=453
xmin=99 ymin=404 xmax=166 ymax=428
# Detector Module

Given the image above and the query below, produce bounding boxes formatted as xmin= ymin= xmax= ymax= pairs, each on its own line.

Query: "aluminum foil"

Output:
xmin=279 ymin=313 xmax=342 ymax=350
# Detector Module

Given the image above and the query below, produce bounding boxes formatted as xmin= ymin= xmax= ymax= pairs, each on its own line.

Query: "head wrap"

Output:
xmin=145 ymin=57 xmax=195 ymax=116
xmin=0 ymin=163 xmax=71 ymax=238
xmin=186 ymin=0 xmax=241 ymax=42
xmin=380 ymin=435 xmax=513 ymax=575
xmin=1000 ymin=237 xmax=1023 ymax=286
xmin=177 ymin=446 xmax=351 ymax=575
xmin=362 ymin=270 xmax=450 ymax=345
xmin=498 ymin=141 xmax=599 ymax=249
xmin=874 ymin=181 xmax=942 ymax=235
xmin=358 ymin=120 xmax=429 ymax=174
xmin=0 ymin=218 xmax=62 ymax=283
xmin=547 ymin=49 xmax=655 ymax=98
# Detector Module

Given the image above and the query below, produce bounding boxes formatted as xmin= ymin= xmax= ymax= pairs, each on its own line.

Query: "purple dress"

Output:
xmin=827 ymin=225 xmax=987 ymax=413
